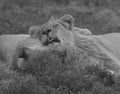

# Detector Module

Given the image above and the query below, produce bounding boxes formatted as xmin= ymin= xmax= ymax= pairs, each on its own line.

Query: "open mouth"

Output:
xmin=41 ymin=28 xmax=61 ymax=46
xmin=44 ymin=37 xmax=60 ymax=46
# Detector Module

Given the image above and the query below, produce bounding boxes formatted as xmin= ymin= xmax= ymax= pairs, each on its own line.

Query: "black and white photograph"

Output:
xmin=0 ymin=0 xmax=120 ymax=94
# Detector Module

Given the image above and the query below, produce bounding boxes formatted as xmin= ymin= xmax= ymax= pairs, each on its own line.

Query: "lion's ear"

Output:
xmin=60 ymin=14 xmax=74 ymax=30
xmin=29 ymin=26 xmax=40 ymax=38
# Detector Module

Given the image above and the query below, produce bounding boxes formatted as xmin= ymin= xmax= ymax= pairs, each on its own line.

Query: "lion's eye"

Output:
xmin=42 ymin=31 xmax=46 ymax=35
xmin=47 ymin=29 xmax=51 ymax=33
xmin=42 ymin=29 xmax=51 ymax=35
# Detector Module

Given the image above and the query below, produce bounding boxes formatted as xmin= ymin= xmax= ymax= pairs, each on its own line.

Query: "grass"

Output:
xmin=0 ymin=0 xmax=120 ymax=34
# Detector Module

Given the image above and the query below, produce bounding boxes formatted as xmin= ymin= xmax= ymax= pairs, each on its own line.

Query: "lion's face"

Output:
xmin=30 ymin=14 xmax=75 ymax=49
xmin=40 ymin=20 xmax=61 ymax=46
xmin=12 ymin=38 xmax=49 ymax=71
xmin=12 ymin=36 xmax=66 ymax=72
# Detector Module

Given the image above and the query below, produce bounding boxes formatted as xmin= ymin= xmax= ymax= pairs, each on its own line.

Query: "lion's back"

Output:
xmin=97 ymin=33 xmax=120 ymax=50
xmin=95 ymin=33 xmax=120 ymax=62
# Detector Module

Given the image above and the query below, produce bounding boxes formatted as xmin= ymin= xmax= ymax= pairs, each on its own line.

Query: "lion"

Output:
xmin=0 ymin=23 xmax=67 ymax=72
xmin=30 ymin=14 xmax=92 ymax=46
xmin=5 ymin=14 xmax=120 ymax=75
xmin=11 ymin=35 xmax=51 ymax=71
xmin=0 ymin=26 xmax=66 ymax=71
xmin=0 ymin=32 xmax=49 ymax=70
xmin=29 ymin=14 xmax=120 ymax=75
xmin=1 ymin=15 xmax=91 ymax=72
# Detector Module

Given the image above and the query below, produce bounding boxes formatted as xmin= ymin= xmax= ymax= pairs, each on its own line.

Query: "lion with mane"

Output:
xmin=30 ymin=14 xmax=120 ymax=75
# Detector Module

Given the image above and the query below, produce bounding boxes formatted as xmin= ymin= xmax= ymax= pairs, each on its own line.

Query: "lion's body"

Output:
xmin=96 ymin=33 xmax=120 ymax=62
xmin=0 ymin=34 xmax=29 ymax=63
xmin=32 ymin=14 xmax=120 ymax=74
xmin=93 ymin=33 xmax=120 ymax=73
xmin=3 ymin=14 xmax=119 ymax=74
xmin=69 ymin=32 xmax=120 ymax=74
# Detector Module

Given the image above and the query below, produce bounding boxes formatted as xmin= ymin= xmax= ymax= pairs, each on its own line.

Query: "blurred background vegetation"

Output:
xmin=0 ymin=0 xmax=120 ymax=34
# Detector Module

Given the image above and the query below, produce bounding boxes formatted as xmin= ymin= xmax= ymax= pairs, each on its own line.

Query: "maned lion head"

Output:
xmin=31 ymin=14 xmax=75 ymax=48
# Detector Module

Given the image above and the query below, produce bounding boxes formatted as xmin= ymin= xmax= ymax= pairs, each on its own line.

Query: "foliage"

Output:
xmin=0 ymin=0 xmax=120 ymax=34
